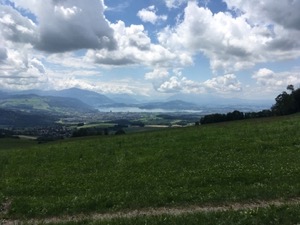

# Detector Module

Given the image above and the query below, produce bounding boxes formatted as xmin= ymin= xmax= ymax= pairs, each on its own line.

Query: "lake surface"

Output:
xmin=97 ymin=107 xmax=203 ymax=113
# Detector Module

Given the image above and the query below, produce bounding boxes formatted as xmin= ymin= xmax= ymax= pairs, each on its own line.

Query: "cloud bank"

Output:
xmin=0 ymin=0 xmax=300 ymax=98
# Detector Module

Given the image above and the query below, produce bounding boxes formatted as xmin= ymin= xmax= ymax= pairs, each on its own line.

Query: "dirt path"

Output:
xmin=2 ymin=198 xmax=300 ymax=225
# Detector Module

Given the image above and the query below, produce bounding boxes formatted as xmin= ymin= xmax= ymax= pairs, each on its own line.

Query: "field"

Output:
xmin=1 ymin=114 xmax=300 ymax=224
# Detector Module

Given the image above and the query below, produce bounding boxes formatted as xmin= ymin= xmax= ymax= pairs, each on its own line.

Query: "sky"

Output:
xmin=0 ymin=0 xmax=300 ymax=101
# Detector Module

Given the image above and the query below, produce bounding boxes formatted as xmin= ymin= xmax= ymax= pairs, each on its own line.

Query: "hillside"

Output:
xmin=54 ymin=88 xmax=114 ymax=106
xmin=0 ymin=108 xmax=57 ymax=127
xmin=7 ymin=88 xmax=114 ymax=107
xmin=0 ymin=94 xmax=96 ymax=115
xmin=1 ymin=114 xmax=300 ymax=223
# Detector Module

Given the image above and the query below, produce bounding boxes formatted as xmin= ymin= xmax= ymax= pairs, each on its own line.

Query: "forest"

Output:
xmin=200 ymin=85 xmax=300 ymax=124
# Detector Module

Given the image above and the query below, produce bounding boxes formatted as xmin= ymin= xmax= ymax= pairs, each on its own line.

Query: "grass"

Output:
xmin=0 ymin=138 xmax=36 ymax=151
xmin=1 ymin=114 xmax=300 ymax=221
xmin=0 ymin=97 xmax=50 ymax=110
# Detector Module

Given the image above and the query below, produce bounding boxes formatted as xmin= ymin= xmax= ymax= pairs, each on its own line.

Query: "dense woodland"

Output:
xmin=200 ymin=85 xmax=300 ymax=124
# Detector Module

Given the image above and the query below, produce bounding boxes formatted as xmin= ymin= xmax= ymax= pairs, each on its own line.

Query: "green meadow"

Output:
xmin=1 ymin=114 xmax=300 ymax=223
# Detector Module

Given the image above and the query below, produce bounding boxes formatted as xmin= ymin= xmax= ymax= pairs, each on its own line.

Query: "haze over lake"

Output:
xmin=97 ymin=107 xmax=204 ymax=113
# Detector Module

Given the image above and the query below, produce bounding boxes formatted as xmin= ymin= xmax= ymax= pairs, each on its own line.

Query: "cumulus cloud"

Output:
xmin=5 ymin=0 xmax=116 ymax=53
xmin=157 ymin=76 xmax=182 ymax=93
xmin=252 ymin=68 xmax=300 ymax=90
xmin=0 ymin=76 xmax=48 ymax=91
xmin=86 ymin=20 xmax=192 ymax=68
xmin=0 ymin=5 xmax=37 ymax=44
xmin=0 ymin=55 xmax=48 ymax=91
xmin=0 ymin=30 xmax=47 ymax=90
xmin=0 ymin=51 xmax=46 ymax=78
xmin=137 ymin=5 xmax=167 ymax=24
xmin=203 ymin=74 xmax=242 ymax=93
xmin=145 ymin=68 xmax=169 ymax=80
xmin=37 ymin=0 xmax=116 ymax=52
xmin=0 ymin=47 xmax=28 ymax=76
xmin=2 ymin=0 xmax=299 ymax=98
xmin=45 ymin=76 xmax=152 ymax=95
xmin=158 ymin=1 xmax=300 ymax=74
xmin=158 ymin=2 xmax=267 ymax=73
xmin=30 ymin=58 xmax=46 ymax=74
xmin=0 ymin=47 xmax=8 ymax=62
xmin=146 ymin=68 xmax=241 ymax=94
xmin=145 ymin=68 xmax=200 ymax=93
xmin=252 ymin=68 xmax=275 ymax=86
xmin=164 ymin=0 xmax=188 ymax=8
xmin=224 ymin=0 xmax=300 ymax=31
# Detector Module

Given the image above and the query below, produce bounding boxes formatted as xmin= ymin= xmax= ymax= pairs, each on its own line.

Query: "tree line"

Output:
xmin=200 ymin=85 xmax=300 ymax=125
xmin=271 ymin=85 xmax=300 ymax=115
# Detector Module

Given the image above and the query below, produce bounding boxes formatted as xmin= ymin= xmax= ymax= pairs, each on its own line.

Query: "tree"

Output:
xmin=293 ymin=88 xmax=300 ymax=112
xmin=226 ymin=110 xmax=244 ymax=121
xmin=287 ymin=84 xmax=294 ymax=92
xmin=271 ymin=85 xmax=300 ymax=116
xmin=115 ymin=129 xmax=126 ymax=135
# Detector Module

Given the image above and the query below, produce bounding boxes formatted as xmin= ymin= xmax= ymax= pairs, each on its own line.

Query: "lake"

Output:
xmin=97 ymin=107 xmax=203 ymax=113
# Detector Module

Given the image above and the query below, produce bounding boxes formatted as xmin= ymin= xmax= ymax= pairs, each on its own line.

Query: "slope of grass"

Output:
xmin=0 ymin=95 xmax=95 ymax=115
xmin=1 ymin=114 xmax=300 ymax=219
xmin=0 ymin=97 xmax=50 ymax=110
xmin=0 ymin=138 xmax=36 ymax=151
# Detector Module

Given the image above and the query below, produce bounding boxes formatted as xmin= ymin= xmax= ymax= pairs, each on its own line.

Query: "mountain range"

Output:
xmin=0 ymin=93 xmax=96 ymax=114
xmin=0 ymin=88 xmax=274 ymax=113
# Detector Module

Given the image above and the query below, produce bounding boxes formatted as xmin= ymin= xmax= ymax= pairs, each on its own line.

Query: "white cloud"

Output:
xmin=86 ymin=20 xmax=192 ymax=68
xmin=0 ymin=5 xmax=37 ymax=44
xmin=157 ymin=76 xmax=182 ymax=93
xmin=30 ymin=58 xmax=45 ymax=74
xmin=6 ymin=0 xmax=116 ymax=53
xmin=54 ymin=5 xmax=81 ymax=19
xmin=156 ymin=75 xmax=204 ymax=94
xmin=164 ymin=0 xmax=188 ymax=8
xmin=45 ymin=75 xmax=153 ymax=96
xmin=0 ymin=55 xmax=49 ymax=91
xmin=0 ymin=47 xmax=28 ymax=76
xmin=224 ymin=0 xmax=300 ymax=31
xmin=46 ymin=52 xmax=97 ymax=70
xmin=105 ymin=2 xmax=129 ymax=12
xmin=146 ymin=68 xmax=202 ymax=93
xmin=158 ymin=1 xmax=300 ymax=74
xmin=0 ymin=47 xmax=8 ymax=62
xmin=0 ymin=25 xmax=48 ymax=90
xmin=203 ymin=74 xmax=242 ymax=93
xmin=9 ymin=0 xmax=39 ymax=15
xmin=0 ymin=76 xmax=48 ymax=91
xmin=137 ymin=5 xmax=167 ymax=24
xmin=252 ymin=68 xmax=300 ymax=90
xmin=37 ymin=0 xmax=116 ymax=52
xmin=147 ymin=68 xmax=241 ymax=94
xmin=1 ymin=0 xmax=299 ymax=99
xmin=145 ymin=68 xmax=169 ymax=80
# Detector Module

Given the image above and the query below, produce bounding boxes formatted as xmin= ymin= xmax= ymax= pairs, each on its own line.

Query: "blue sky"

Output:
xmin=0 ymin=0 xmax=300 ymax=101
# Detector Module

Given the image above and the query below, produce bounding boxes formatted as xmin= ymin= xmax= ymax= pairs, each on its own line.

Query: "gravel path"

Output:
xmin=2 ymin=198 xmax=300 ymax=225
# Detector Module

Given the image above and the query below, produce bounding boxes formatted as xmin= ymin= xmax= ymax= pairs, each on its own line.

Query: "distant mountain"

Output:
xmin=0 ymin=91 xmax=8 ymax=99
xmin=10 ymin=88 xmax=115 ymax=107
xmin=107 ymin=93 xmax=140 ymax=104
xmin=0 ymin=94 xmax=96 ymax=114
xmin=54 ymin=88 xmax=114 ymax=106
xmin=1 ymin=88 xmax=275 ymax=113
xmin=139 ymin=100 xmax=201 ymax=111
xmin=168 ymin=93 xmax=274 ymax=107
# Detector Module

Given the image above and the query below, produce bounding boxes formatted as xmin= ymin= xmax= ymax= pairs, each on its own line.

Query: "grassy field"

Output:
xmin=1 ymin=114 xmax=300 ymax=223
xmin=0 ymin=97 xmax=50 ymax=110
